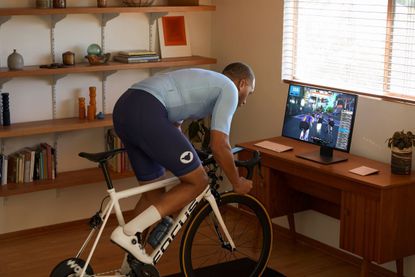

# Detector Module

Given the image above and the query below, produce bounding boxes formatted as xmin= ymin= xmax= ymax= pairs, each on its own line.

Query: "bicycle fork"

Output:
xmin=203 ymin=190 xmax=236 ymax=251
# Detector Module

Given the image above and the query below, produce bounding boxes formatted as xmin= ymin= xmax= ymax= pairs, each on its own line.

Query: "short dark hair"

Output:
xmin=222 ymin=62 xmax=255 ymax=85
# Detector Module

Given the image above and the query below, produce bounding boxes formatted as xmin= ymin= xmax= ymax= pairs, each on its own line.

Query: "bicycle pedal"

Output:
xmin=127 ymin=255 xmax=160 ymax=277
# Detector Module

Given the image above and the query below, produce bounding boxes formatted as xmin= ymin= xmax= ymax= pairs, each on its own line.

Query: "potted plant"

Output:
xmin=387 ymin=130 xmax=415 ymax=175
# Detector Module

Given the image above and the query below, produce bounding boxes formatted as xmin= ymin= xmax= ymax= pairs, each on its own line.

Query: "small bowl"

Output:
xmin=85 ymin=53 xmax=111 ymax=65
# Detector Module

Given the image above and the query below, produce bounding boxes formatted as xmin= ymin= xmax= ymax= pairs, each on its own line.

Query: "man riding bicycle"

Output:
xmin=111 ymin=62 xmax=256 ymax=263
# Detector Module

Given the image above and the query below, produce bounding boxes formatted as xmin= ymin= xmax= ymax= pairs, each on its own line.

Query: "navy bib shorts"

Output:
xmin=112 ymin=89 xmax=201 ymax=181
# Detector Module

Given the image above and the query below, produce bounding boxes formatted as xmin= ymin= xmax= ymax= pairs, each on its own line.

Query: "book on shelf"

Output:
xmin=7 ymin=154 xmax=17 ymax=184
xmin=105 ymin=129 xmax=132 ymax=173
xmin=1 ymin=155 xmax=8 ymax=185
xmin=118 ymin=49 xmax=158 ymax=56
xmin=113 ymin=55 xmax=160 ymax=64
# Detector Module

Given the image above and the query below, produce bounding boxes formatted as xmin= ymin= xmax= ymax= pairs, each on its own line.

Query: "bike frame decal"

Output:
xmin=152 ymin=186 xmax=209 ymax=264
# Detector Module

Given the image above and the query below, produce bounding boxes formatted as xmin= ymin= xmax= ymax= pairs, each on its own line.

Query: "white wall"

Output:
xmin=211 ymin=0 xmax=415 ymax=275
xmin=0 ymin=0 xmax=212 ymax=233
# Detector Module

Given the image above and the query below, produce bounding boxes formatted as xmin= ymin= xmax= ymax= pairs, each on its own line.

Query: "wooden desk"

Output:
xmin=238 ymin=136 xmax=415 ymax=277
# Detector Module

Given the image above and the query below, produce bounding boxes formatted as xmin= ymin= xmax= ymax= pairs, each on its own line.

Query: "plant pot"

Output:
xmin=391 ymin=147 xmax=412 ymax=175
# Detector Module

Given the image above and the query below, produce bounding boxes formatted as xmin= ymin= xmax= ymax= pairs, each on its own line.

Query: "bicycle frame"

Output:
xmin=78 ymin=176 xmax=236 ymax=277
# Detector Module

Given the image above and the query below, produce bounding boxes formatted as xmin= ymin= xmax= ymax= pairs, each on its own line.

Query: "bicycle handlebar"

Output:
xmin=197 ymin=147 xmax=261 ymax=180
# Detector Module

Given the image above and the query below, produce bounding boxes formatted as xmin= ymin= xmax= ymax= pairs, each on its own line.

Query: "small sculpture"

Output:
xmin=85 ymin=44 xmax=110 ymax=65
xmin=78 ymin=97 xmax=86 ymax=120
xmin=96 ymin=112 xmax=105 ymax=120
xmin=88 ymin=87 xmax=97 ymax=120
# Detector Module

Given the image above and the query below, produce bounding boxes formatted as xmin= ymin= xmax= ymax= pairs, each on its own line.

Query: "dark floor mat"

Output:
xmin=164 ymin=258 xmax=285 ymax=276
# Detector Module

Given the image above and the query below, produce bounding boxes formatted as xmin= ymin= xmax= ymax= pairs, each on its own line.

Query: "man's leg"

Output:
xmin=111 ymin=166 xmax=207 ymax=264
xmin=154 ymin=165 xmax=208 ymax=217
xmin=122 ymin=165 xmax=207 ymax=235
xmin=132 ymin=174 xmax=168 ymax=217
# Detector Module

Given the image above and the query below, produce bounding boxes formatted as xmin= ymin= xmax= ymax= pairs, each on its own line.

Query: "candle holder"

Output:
xmin=2 ymin=93 xmax=10 ymax=126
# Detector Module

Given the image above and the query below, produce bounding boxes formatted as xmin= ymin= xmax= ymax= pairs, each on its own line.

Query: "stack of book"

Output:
xmin=1 ymin=143 xmax=57 ymax=185
xmin=106 ymin=129 xmax=132 ymax=173
xmin=113 ymin=50 xmax=160 ymax=63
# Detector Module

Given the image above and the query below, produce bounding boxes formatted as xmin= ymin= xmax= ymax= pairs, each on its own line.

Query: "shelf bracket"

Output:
xmin=148 ymin=12 xmax=168 ymax=26
xmin=101 ymin=71 xmax=116 ymax=115
xmin=0 ymin=16 xmax=11 ymax=28
xmin=101 ymin=71 xmax=117 ymax=82
xmin=0 ymin=79 xmax=12 ymax=91
xmin=51 ymin=74 xmax=67 ymax=86
xmin=51 ymin=75 xmax=66 ymax=119
xmin=51 ymin=14 xmax=66 ymax=28
xmin=101 ymin=13 xmax=120 ymax=27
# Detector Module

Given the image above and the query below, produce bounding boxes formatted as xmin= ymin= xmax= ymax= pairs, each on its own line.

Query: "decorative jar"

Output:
xmin=391 ymin=147 xmax=412 ymax=175
xmin=7 ymin=49 xmax=24 ymax=71
xmin=36 ymin=0 xmax=50 ymax=8
xmin=53 ymin=0 xmax=66 ymax=8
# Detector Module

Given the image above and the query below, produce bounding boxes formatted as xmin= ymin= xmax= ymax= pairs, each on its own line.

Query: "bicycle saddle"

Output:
xmin=79 ymin=148 xmax=126 ymax=163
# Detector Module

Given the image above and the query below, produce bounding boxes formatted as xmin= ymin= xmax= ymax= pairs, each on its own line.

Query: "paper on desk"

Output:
xmin=349 ymin=166 xmax=379 ymax=176
xmin=254 ymin=140 xmax=293 ymax=153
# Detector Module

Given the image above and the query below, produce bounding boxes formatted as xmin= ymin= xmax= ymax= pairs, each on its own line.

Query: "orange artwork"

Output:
xmin=162 ymin=16 xmax=187 ymax=46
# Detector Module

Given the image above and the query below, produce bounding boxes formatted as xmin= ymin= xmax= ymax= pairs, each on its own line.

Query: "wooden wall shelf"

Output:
xmin=0 ymin=56 xmax=217 ymax=78
xmin=0 ymin=5 xmax=216 ymax=16
xmin=0 ymin=167 xmax=135 ymax=197
xmin=0 ymin=4 xmax=216 ymax=198
xmin=0 ymin=114 xmax=114 ymax=139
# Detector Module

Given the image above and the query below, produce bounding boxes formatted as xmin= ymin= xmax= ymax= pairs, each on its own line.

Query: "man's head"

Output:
xmin=222 ymin=62 xmax=256 ymax=107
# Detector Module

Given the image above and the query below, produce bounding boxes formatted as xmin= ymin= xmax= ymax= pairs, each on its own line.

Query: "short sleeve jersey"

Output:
xmin=130 ymin=68 xmax=238 ymax=135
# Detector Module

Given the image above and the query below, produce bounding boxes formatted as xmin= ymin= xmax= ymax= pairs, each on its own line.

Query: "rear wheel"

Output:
xmin=179 ymin=192 xmax=273 ymax=277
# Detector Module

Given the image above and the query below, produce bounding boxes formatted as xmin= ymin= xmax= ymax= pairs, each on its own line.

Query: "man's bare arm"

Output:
xmin=209 ymin=130 xmax=252 ymax=194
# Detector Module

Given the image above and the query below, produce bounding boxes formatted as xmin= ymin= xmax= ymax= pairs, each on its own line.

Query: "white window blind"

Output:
xmin=282 ymin=0 xmax=415 ymax=103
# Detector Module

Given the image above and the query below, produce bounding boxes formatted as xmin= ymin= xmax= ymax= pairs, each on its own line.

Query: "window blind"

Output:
xmin=282 ymin=0 xmax=415 ymax=103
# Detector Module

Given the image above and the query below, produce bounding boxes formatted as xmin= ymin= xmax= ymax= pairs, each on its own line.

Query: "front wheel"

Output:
xmin=179 ymin=192 xmax=273 ymax=277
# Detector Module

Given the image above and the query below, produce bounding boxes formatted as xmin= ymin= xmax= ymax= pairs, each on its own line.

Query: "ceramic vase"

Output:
xmin=7 ymin=49 xmax=24 ymax=71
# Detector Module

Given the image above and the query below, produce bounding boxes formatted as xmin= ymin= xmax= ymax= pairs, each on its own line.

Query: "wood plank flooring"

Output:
xmin=0 ymin=214 xmax=394 ymax=277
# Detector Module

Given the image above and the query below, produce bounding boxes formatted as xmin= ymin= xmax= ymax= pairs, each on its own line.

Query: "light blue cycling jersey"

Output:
xmin=130 ymin=68 xmax=238 ymax=135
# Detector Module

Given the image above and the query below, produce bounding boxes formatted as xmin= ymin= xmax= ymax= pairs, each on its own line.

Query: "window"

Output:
xmin=282 ymin=0 xmax=415 ymax=103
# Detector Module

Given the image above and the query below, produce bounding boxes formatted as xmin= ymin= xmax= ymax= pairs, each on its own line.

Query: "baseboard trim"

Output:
xmin=273 ymin=224 xmax=396 ymax=277
xmin=0 ymin=210 xmax=136 ymax=240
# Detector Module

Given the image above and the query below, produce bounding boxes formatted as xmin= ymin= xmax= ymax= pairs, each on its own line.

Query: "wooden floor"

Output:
xmin=0 ymin=214 xmax=393 ymax=277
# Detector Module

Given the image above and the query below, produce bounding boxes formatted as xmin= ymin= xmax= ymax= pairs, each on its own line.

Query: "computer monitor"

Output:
xmin=281 ymin=83 xmax=358 ymax=164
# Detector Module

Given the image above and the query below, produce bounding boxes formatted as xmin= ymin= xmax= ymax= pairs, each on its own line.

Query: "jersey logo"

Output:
xmin=180 ymin=151 xmax=193 ymax=164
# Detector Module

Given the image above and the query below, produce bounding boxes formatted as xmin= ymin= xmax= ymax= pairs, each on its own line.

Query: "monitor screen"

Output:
xmin=282 ymin=84 xmax=358 ymax=153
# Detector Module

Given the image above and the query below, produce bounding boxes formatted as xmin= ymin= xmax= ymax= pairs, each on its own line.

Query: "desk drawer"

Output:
xmin=340 ymin=191 xmax=379 ymax=261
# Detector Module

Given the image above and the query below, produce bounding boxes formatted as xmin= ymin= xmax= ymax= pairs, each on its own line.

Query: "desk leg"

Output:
xmin=396 ymin=258 xmax=404 ymax=277
xmin=287 ymin=213 xmax=296 ymax=240
xmin=360 ymin=259 xmax=370 ymax=277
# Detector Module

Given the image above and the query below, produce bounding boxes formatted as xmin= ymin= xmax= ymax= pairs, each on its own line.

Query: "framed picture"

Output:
xmin=158 ymin=14 xmax=192 ymax=58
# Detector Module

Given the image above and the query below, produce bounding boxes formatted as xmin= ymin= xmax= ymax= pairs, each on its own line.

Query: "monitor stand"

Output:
xmin=296 ymin=145 xmax=348 ymax=165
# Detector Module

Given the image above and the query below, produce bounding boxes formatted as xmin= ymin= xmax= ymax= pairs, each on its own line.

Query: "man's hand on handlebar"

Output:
xmin=234 ymin=176 xmax=253 ymax=194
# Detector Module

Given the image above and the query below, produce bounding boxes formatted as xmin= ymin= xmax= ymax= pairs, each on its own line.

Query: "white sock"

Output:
xmin=123 ymin=205 xmax=162 ymax=236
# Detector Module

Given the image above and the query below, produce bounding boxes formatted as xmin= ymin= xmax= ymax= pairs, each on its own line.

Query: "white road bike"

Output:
xmin=50 ymin=147 xmax=272 ymax=277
